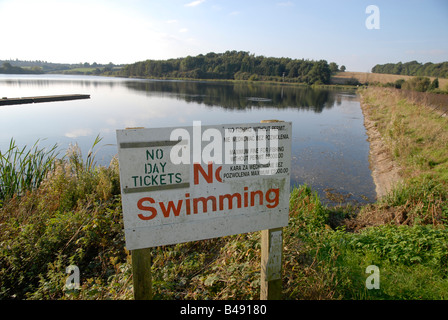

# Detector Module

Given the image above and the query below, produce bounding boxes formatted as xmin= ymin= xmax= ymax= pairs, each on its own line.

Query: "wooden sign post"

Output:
xmin=116 ymin=121 xmax=291 ymax=300
xmin=261 ymin=228 xmax=283 ymax=300
xmin=131 ymin=248 xmax=153 ymax=300
xmin=260 ymin=120 xmax=284 ymax=300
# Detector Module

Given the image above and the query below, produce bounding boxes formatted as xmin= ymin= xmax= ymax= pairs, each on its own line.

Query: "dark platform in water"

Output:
xmin=0 ymin=94 xmax=90 ymax=106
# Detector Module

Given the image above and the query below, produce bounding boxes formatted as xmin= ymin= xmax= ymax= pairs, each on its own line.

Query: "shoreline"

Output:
xmin=359 ymin=90 xmax=402 ymax=199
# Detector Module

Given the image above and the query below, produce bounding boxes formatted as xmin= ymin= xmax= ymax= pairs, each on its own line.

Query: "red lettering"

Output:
xmin=265 ymin=188 xmax=280 ymax=208
xmin=194 ymin=162 xmax=223 ymax=184
xmin=193 ymin=196 xmax=217 ymax=213
xmin=160 ymin=200 xmax=183 ymax=218
xmin=215 ymin=166 xmax=223 ymax=183
xmin=251 ymin=190 xmax=263 ymax=206
xmin=136 ymin=187 xmax=280 ymax=221
xmin=194 ymin=163 xmax=213 ymax=184
xmin=137 ymin=197 xmax=157 ymax=220
xmin=185 ymin=193 xmax=191 ymax=215
xmin=219 ymin=193 xmax=242 ymax=210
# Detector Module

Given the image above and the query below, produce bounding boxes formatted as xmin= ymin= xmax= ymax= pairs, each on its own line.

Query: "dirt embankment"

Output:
xmin=359 ymin=96 xmax=402 ymax=199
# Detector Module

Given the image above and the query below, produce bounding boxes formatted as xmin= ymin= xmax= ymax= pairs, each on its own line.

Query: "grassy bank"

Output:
xmin=1 ymin=88 xmax=447 ymax=300
xmin=331 ymin=71 xmax=448 ymax=89
xmin=360 ymin=87 xmax=448 ymax=187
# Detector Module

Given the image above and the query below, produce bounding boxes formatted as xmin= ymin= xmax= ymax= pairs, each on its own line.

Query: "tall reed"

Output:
xmin=65 ymin=134 xmax=103 ymax=175
xmin=0 ymin=138 xmax=59 ymax=201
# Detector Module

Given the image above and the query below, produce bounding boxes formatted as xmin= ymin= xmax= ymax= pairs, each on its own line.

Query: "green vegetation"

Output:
xmin=376 ymin=76 xmax=445 ymax=94
xmin=118 ymin=51 xmax=336 ymax=85
xmin=361 ymin=87 xmax=448 ymax=182
xmin=0 ymin=139 xmax=59 ymax=202
xmin=372 ymin=60 xmax=448 ymax=79
xmin=0 ymin=60 xmax=121 ymax=76
xmin=2 ymin=167 xmax=447 ymax=299
xmin=1 ymin=87 xmax=447 ymax=300
xmin=0 ymin=139 xmax=124 ymax=299
xmin=0 ymin=62 xmax=43 ymax=75
xmin=1 ymin=54 xmax=338 ymax=84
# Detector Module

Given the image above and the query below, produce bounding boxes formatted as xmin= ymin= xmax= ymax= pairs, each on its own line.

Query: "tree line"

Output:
xmin=0 ymin=60 xmax=121 ymax=75
xmin=372 ymin=61 xmax=448 ymax=79
xmin=0 ymin=62 xmax=43 ymax=74
xmin=118 ymin=51 xmax=344 ymax=85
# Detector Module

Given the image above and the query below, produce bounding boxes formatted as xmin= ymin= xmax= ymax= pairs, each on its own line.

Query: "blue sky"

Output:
xmin=0 ymin=0 xmax=447 ymax=71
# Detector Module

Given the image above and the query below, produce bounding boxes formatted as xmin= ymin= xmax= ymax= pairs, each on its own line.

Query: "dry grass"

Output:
xmin=331 ymin=71 xmax=448 ymax=89
xmin=360 ymin=87 xmax=448 ymax=179
xmin=351 ymin=87 xmax=448 ymax=235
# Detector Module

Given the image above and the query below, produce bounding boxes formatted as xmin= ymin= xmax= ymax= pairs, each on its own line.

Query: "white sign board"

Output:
xmin=116 ymin=122 xmax=291 ymax=250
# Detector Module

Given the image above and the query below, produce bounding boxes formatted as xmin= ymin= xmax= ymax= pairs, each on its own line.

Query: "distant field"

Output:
xmin=331 ymin=71 xmax=448 ymax=88
xmin=68 ymin=67 xmax=98 ymax=73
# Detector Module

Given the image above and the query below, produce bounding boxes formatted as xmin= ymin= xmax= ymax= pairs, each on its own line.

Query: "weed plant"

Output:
xmin=0 ymin=137 xmax=126 ymax=299
xmin=0 ymin=139 xmax=59 ymax=202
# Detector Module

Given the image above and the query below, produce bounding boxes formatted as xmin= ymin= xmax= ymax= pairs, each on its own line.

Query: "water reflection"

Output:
xmin=1 ymin=75 xmax=352 ymax=112
xmin=123 ymin=80 xmax=340 ymax=112
xmin=0 ymin=75 xmax=374 ymax=205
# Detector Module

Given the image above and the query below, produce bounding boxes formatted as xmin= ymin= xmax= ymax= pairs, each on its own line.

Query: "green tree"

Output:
xmin=429 ymin=78 xmax=439 ymax=91
xmin=329 ymin=62 xmax=339 ymax=74
xmin=372 ymin=60 xmax=448 ymax=78
xmin=402 ymin=77 xmax=431 ymax=92
xmin=394 ymin=79 xmax=406 ymax=89
xmin=306 ymin=60 xmax=331 ymax=85
xmin=117 ymin=51 xmax=334 ymax=84
xmin=2 ymin=62 xmax=12 ymax=70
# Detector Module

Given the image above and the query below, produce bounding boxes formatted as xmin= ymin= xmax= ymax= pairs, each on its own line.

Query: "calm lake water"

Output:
xmin=0 ymin=74 xmax=376 ymax=205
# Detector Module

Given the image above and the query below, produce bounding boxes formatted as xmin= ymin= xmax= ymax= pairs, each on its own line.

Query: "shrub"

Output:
xmin=402 ymin=77 xmax=431 ymax=92
xmin=0 ymin=137 xmax=126 ymax=299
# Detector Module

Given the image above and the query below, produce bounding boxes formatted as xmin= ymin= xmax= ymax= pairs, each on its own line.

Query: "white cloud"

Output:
xmin=179 ymin=28 xmax=189 ymax=33
xmin=185 ymin=0 xmax=205 ymax=7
